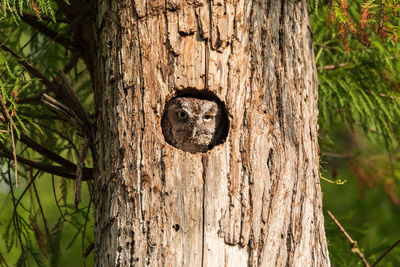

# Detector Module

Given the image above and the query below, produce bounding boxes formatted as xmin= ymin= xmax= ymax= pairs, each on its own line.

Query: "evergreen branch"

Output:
xmin=32 ymin=180 xmax=51 ymax=245
xmin=20 ymin=16 xmax=78 ymax=51
xmin=14 ymin=170 xmax=41 ymax=209
xmin=51 ymin=175 xmax=66 ymax=222
xmin=0 ymin=43 xmax=55 ymax=90
xmin=19 ymin=133 xmax=78 ymax=171
xmin=0 ymin=145 xmax=93 ymax=181
xmin=0 ymin=92 xmax=18 ymax=186
xmin=6 ymin=161 xmax=26 ymax=260
xmin=9 ymin=121 xmax=17 ymax=186
xmin=327 ymin=210 xmax=370 ymax=267
xmin=0 ymin=49 xmax=90 ymax=137
xmin=19 ymin=11 xmax=71 ymax=23
xmin=0 ymin=83 xmax=87 ymax=177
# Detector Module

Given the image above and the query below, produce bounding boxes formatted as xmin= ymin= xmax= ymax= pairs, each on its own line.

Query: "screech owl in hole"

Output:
xmin=162 ymin=97 xmax=225 ymax=153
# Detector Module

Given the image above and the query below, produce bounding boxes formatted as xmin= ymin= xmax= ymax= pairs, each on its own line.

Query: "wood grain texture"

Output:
xmin=93 ymin=0 xmax=330 ymax=266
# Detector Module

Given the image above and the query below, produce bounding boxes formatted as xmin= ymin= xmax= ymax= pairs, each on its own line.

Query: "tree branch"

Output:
xmin=63 ymin=53 xmax=80 ymax=74
xmin=0 ymin=145 xmax=93 ymax=181
xmin=0 ymin=80 xmax=90 ymax=179
xmin=20 ymin=11 xmax=71 ymax=23
xmin=0 ymin=44 xmax=92 ymax=134
xmin=21 ymin=16 xmax=78 ymax=51
xmin=327 ymin=210 xmax=370 ymax=267
xmin=19 ymin=133 xmax=77 ymax=170
xmin=0 ymin=43 xmax=55 ymax=90
xmin=16 ymin=94 xmax=44 ymax=105
xmin=1 ymin=92 xmax=80 ymax=172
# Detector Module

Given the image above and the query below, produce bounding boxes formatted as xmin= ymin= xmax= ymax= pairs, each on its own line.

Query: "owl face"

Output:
xmin=162 ymin=97 xmax=222 ymax=153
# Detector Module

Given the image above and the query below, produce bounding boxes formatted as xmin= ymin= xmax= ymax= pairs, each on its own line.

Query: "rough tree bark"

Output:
xmin=93 ymin=0 xmax=330 ymax=266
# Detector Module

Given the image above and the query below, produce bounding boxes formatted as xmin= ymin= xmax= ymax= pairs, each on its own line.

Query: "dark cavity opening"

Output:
xmin=161 ymin=89 xmax=229 ymax=154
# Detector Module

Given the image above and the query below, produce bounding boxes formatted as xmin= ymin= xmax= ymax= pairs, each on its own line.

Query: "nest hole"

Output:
xmin=161 ymin=89 xmax=229 ymax=153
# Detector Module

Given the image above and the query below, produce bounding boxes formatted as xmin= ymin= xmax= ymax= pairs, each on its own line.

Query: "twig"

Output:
xmin=9 ymin=121 xmax=18 ymax=186
xmin=14 ymin=170 xmax=40 ymax=209
xmin=83 ymin=243 xmax=94 ymax=259
xmin=82 ymin=190 xmax=93 ymax=264
xmin=371 ymin=238 xmax=400 ymax=267
xmin=318 ymin=62 xmax=351 ymax=71
xmin=7 ymin=160 xmax=26 ymax=258
xmin=52 ymin=175 xmax=66 ymax=222
xmin=327 ymin=210 xmax=370 ymax=267
xmin=75 ymin=135 xmax=90 ymax=209
xmin=32 ymin=178 xmax=51 ymax=239
xmin=315 ymin=43 xmax=342 ymax=50
xmin=0 ymin=92 xmax=18 ymax=186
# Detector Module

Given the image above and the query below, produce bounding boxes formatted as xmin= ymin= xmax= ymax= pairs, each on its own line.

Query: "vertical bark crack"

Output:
xmin=136 ymin=17 xmax=145 ymax=224
xmin=201 ymin=155 xmax=207 ymax=267
xmin=277 ymin=0 xmax=286 ymax=143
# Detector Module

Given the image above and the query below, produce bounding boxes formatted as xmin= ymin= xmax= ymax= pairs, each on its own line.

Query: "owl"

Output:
xmin=162 ymin=96 xmax=225 ymax=153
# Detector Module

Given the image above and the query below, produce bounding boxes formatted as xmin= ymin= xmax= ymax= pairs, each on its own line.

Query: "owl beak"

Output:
xmin=191 ymin=126 xmax=197 ymax=138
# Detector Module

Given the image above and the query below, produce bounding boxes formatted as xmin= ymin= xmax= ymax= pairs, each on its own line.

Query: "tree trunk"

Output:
xmin=93 ymin=0 xmax=330 ymax=266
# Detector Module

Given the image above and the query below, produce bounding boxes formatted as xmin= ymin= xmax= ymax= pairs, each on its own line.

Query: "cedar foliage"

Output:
xmin=313 ymin=0 xmax=400 ymax=201
xmin=311 ymin=1 xmax=400 ymax=265
xmin=0 ymin=0 xmax=399 ymax=266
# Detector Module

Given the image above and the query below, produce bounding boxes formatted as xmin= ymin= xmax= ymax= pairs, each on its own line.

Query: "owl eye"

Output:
xmin=175 ymin=110 xmax=188 ymax=120
xmin=203 ymin=114 xmax=214 ymax=122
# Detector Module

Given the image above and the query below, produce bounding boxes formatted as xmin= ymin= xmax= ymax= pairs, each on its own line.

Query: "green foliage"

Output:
xmin=317 ymin=40 xmax=400 ymax=150
xmin=0 ymin=1 xmax=94 ymax=266
xmin=322 ymin=0 xmax=400 ymax=51
xmin=322 ymin=160 xmax=400 ymax=266
xmin=310 ymin=1 xmax=400 ymax=266
xmin=311 ymin=0 xmax=400 ymax=178
xmin=0 ymin=0 xmax=55 ymax=21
